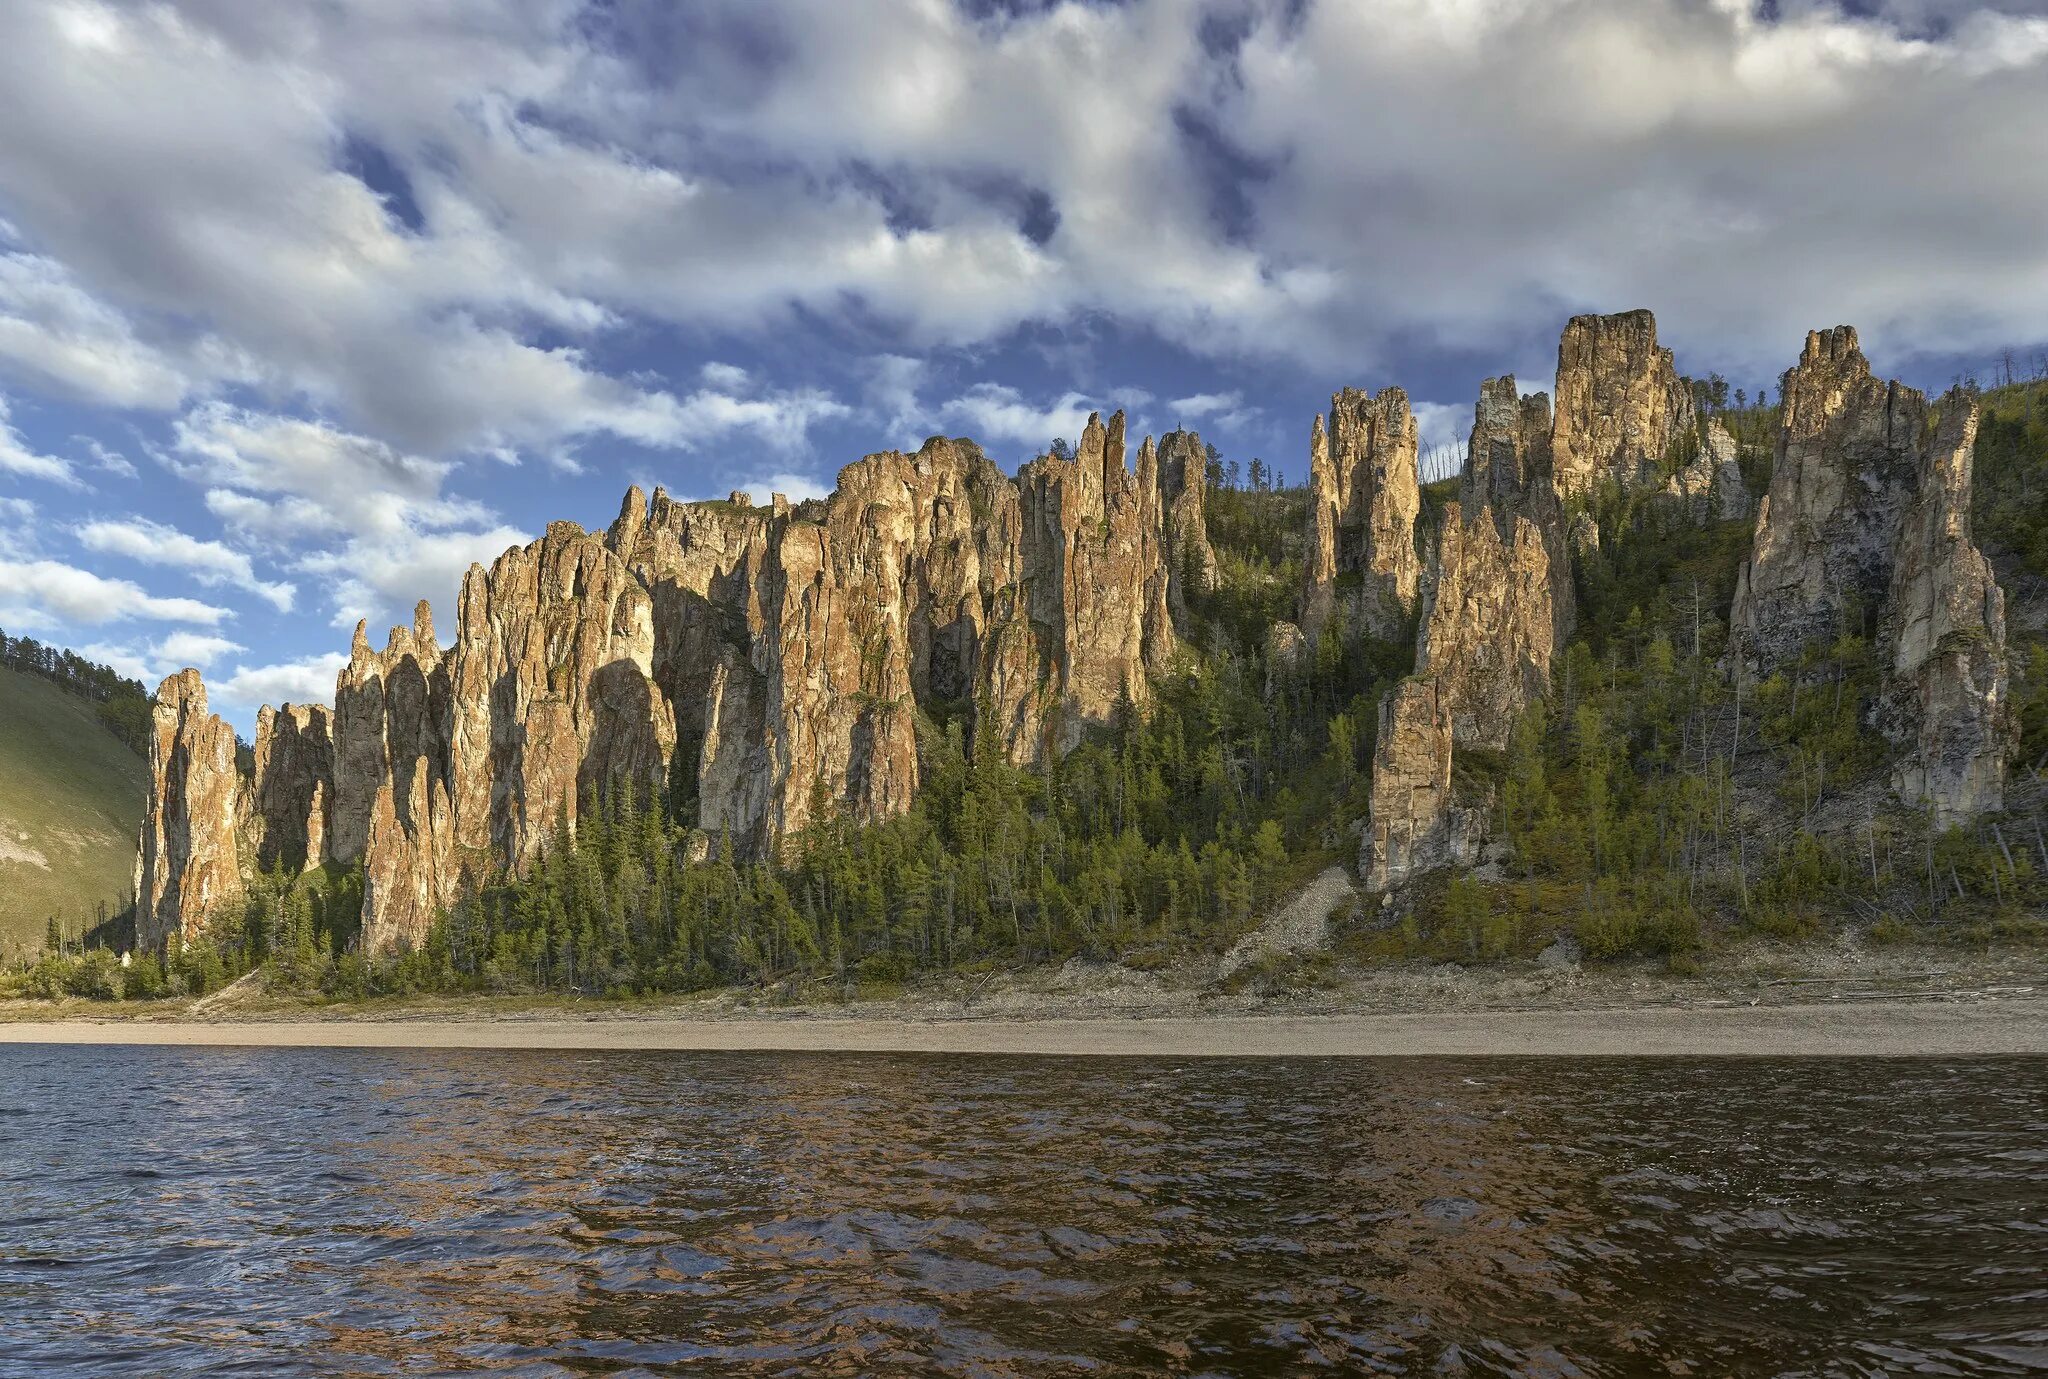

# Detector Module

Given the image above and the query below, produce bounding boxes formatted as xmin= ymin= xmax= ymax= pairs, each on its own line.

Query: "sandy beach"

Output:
xmin=3 ymin=997 xmax=2044 ymax=1056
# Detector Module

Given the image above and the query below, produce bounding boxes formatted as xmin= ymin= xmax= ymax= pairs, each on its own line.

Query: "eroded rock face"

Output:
xmin=1551 ymin=309 xmax=1697 ymax=500
xmin=1731 ymin=328 xmax=2012 ymax=825
xmin=1362 ymin=679 xmax=1485 ymax=891
xmin=1878 ymin=401 xmax=2013 ymax=824
xmin=330 ymin=602 xmax=456 ymax=953
xmin=245 ymin=703 xmax=332 ymax=874
xmin=1666 ymin=417 xmax=1749 ymax=523
xmin=135 ymin=670 xmax=243 ymax=949
xmin=1414 ymin=500 xmax=1563 ymax=753
xmin=1362 ymin=378 xmax=1571 ymax=889
xmin=1153 ymin=429 xmax=1219 ymax=627
xmin=1302 ymin=388 xmax=1423 ymax=643
xmin=1729 ymin=327 xmax=1923 ymax=676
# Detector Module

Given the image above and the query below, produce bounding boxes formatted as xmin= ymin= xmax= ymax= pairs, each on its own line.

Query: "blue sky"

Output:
xmin=3 ymin=0 xmax=2047 ymax=734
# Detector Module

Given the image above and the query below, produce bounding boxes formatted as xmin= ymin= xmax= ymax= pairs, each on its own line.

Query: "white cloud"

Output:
xmin=661 ymin=385 xmax=851 ymax=454
xmin=151 ymin=630 xmax=242 ymax=669
xmin=0 ymin=558 xmax=229 ymax=626
xmin=0 ymin=252 xmax=200 ymax=408
xmin=933 ymin=383 xmax=1100 ymax=453
xmin=0 ymin=394 xmax=77 ymax=487
xmin=296 ymin=525 xmax=529 ymax=634
xmin=76 ymin=516 xmax=295 ymax=612
xmin=700 ymin=361 xmax=750 ymax=391
xmin=213 ymin=652 xmax=352 ymax=711
xmin=77 ymin=437 xmax=136 ymax=480
xmin=1166 ymin=390 xmax=1258 ymax=432
xmin=733 ymin=472 xmax=832 ymax=507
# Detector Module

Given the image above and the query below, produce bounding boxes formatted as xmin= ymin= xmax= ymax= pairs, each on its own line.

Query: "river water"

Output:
xmin=0 ymin=1048 xmax=2043 ymax=1375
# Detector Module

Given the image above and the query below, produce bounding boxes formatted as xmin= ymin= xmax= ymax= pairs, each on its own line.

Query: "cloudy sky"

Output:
xmin=2 ymin=0 xmax=2046 ymax=732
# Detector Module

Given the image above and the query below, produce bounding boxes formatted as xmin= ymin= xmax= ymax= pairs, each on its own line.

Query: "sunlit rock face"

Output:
xmin=1729 ymin=327 xmax=1923 ymax=677
xmin=1362 ymin=377 xmax=1572 ymax=890
xmin=1550 ymin=308 xmax=1698 ymax=502
xmin=1303 ymin=387 xmax=1423 ymax=645
xmin=1730 ymin=327 xmax=2012 ymax=825
xmin=138 ymin=413 xmax=1208 ymax=952
xmin=134 ymin=669 xmax=243 ymax=949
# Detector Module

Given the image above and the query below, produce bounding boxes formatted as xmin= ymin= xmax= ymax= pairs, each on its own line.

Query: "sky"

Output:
xmin=2 ymin=0 xmax=2047 ymax=735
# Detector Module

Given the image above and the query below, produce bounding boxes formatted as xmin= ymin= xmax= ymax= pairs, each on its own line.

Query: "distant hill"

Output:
xmin=0 ymin=665 xmax=147 ymax=956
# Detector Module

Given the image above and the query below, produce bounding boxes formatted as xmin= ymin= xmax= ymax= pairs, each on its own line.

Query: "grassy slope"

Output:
xmin=0 ymin=667 xmax=146 ymax=956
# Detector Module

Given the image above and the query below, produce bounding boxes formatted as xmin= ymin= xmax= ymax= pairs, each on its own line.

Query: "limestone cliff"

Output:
xmin=1551 ymin=309 xmax=1697 ymax=500
xmin=1877 ymin=401 xmax=2014 ymax=824
xmin=137 ymin=411 xmax=1205 ymax=952
xmin=1302 ymin=387 xmax=1423 ymax=643
xmin=1362 ymin=378 xmax=1572 ymax=889
xmin=134 ymin=670 xmax=243 ymax=949
xmin=1729 ymin=328 xmax=1923 ymax=675
xmin=1730 ymin=328 xmax=2011 ymax=824
xmin=245 ymin=703 xmax=332 ymax=875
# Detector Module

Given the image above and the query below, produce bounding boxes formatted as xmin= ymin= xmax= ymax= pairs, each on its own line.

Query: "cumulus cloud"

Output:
xmin=733 ymin=472 xmax=833 ymax=507
xmin=76 ymin=515 xmax=295 ymax=612
xmin=934 ymin=384 xmax=1102 ymax=454
xmin=212 ymin=652 xmax=352 ymax=711
xmin=0 ymin=252 xmax=201 ymax=408
xmin=0 ymin=558 xmax=229 ymax=627
xmin=167 ymin=405 xmax=525 ymax=630
xmin=297 ymin=525 xmax=529 ymax=634
xmin=0 ymin=0 xmax=2041 ymax=449
xmin=151 ymin=630 xmax=242 ymax=669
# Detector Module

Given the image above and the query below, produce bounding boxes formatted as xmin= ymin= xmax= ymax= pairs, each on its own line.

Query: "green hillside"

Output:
xmin=0 ymin=666 xmax=147 ymax=956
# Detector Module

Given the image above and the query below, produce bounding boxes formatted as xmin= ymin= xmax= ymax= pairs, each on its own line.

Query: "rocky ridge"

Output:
xmin=132 ymin=312 xmax=2020 ymax=950
xmin=136 ymin=414 xmax=1209 ymax=950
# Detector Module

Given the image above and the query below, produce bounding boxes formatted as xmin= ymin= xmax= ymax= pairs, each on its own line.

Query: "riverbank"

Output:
xmin=2 ymin=998 xmax=2043 ymax=1054
xmin=4 ymin=937 xmax=2043 ymax=1055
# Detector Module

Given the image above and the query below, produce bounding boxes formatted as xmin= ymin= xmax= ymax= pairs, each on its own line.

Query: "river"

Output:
xmin=1 ymin=1048 xmax=2043 ymax=1375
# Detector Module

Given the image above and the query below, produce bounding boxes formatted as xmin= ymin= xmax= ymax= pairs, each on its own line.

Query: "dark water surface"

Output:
xmin=1 ymin=1049 xmax=2044 ymax=1376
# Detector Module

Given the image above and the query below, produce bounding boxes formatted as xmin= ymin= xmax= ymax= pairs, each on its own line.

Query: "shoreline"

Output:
xmin=3 ymin=998 xmax=2044 ymax=1056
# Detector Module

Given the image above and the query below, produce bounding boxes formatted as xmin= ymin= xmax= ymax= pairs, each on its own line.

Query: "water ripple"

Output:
xmin=0 ymin=1050 xmax=2043 ymax=1376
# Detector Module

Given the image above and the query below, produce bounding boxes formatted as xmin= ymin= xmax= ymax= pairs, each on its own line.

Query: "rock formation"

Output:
xmin=245 ymin=703 xmax=332 ymax=874
xmin=1302 ymin=387 xmax=1424 ymax=644
xmin=137 ymin=410 xmax=1208 ymax=952
xmin=1665 ymin=416 xmax=1749 ymax=523
xmin=1550 ymin=309 xmax=1698 ymax=500
xmin=1731 ymin=328 xmax=2011 ymax=824
xmin=134 ymin=670 xmax=243 ymax=949
xmin=1362 ymin=378 xmax=1572 ymax=889
xmin=1153 ymin=429 xmax=1219 ymax=626
xmin=1729 ymin=328 xmax=1924 ymax=674
xmin=1879 ymin=401 xmax=2013 ymax=824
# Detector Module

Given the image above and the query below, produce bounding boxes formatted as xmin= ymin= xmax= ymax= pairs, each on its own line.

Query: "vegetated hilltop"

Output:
xmin=34 ymin=309 xmax=2048 ymax=1006
xmin=0 ymin=643 xmax=150 ymax=955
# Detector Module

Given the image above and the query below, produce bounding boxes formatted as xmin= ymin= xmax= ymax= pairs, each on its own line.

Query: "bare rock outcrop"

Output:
xmin=1302 ymin=388 xmax=1423 ymax=643
xmin=1731 ymin=327 xmax=2012 ymax=825
xmin=1729 ymin=328 xmax=1923 ymax=676
xmin=1362 ymin=378 xmax=1571 ymax=888
xmin=134 ymin=670 xmax=243 ymax=949
xmin=1413 ymin=499 xmax=1564 ymax=753
xmin=1152 ymin=429 xmax=1219 ymax=626
xmin=1665 ymin=416 xmax=1749 ymax=523
xmin=245 ymin=703 xmax=332 ymax=874
xmin=1878 ymin=401 xmax=2014 ymax=824
xmin=1551 ymin=309 xmax=1697 ymax=500
xmin=1363 ymin=680 xmax=1495 ymax=892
